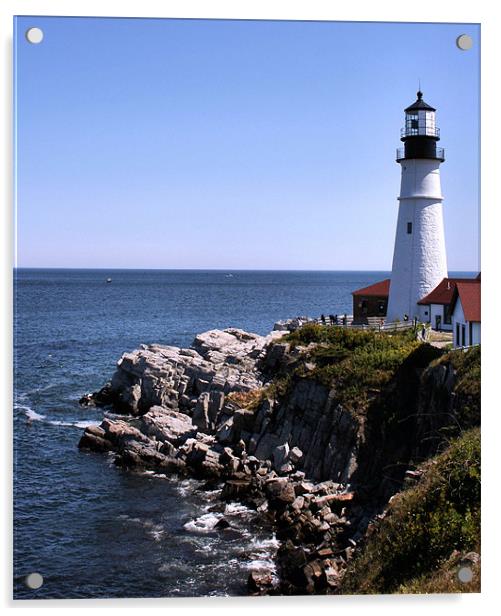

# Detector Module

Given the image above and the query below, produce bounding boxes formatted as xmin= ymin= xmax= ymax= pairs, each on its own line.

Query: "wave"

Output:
xmin=248 ymin=535 xmax=280 ymax=551
xmin=47 ymin=419 xmax=99 ymax=429
xmin=104 ymin=410 xmax=135 ymax=420
xmin=117 ymin=514 xmax=166 ymax=542
xmin=224 ymin=502 xmax=252 ymax=516
xmin=24 ymin=382 xmax=61 ymax=395
xmin=175 ymin=478 xmax=204 ymax=497
xmin=17 ymin=405 xmax=98 ymax=429
xmin=18 ymin=406 xmax=46 ymax=422
xmin=136 ymin=470 xmax=169 ymax=480
xmin=183 ymin=512 xmax=222 ymax=534
xmin=244 ymin=558 xmax=276 ymax=571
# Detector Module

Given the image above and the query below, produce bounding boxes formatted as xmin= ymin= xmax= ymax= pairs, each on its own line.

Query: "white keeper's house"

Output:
xmin=352 ymin=90 xmax=480 ymax=347
xmin=450 ymin=276 xmax=481 ymax=348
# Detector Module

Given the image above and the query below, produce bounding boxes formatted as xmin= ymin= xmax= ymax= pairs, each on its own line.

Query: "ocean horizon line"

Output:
xmin=13 ymin=267 xmax=479 ymax=273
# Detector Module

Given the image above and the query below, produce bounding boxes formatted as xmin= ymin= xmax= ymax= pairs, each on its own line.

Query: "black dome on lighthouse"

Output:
xmin=404 ymin=90 xmax=436 ymax=112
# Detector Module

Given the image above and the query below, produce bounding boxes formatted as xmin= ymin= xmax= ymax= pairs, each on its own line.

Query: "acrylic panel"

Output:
xmin=13 ymin=16 xmax=480 ymax=599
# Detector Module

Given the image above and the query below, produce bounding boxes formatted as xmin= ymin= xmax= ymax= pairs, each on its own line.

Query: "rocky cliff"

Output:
xmin=79 ymin=323 xmax=480 ymax=594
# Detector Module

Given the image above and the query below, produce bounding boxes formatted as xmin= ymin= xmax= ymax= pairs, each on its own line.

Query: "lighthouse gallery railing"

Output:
xmin=396 ymin=146 xmax=445 ymax=161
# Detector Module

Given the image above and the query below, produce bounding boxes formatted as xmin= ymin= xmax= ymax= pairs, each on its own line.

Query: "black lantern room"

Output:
xmin=396 ymin=91 xmax=445 ymax=162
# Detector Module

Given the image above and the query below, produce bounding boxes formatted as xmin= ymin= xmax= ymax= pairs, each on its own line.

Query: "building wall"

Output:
xmin=387 ymin=158 xmax=448 ymax=321
xmin=429 ymin=303 xmax=453 ymax=331
xmin=471 ymin=322 xmax=481 ymax=345
xmin=353 ymin=295 xmax=387 ymax=324
xmin=451 ymin=299 xmax=480 ymax=347
xmin=417 ymin=303 xmax=431 ymax=322
xmin=452 ymin=299 xmax=465 ymax=347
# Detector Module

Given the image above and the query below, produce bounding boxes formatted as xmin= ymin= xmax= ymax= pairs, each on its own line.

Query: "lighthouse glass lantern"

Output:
xmin=403 ymin=104 xmax=437 ymax=137
xmin=397 ymin=91 xmax=444 ymax=162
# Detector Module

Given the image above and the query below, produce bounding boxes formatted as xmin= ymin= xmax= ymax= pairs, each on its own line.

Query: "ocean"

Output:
xmin=13 ymin=268 xmax=473 ymax=599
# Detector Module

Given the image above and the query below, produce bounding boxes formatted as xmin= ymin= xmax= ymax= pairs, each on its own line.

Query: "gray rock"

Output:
xmin=193 ymin=392 xmax=210 ymax=430
xmin=265 ymin=477 xmax=296 ymax=504
xmin=215 ymin=417 xmax=234 ymax=446
xmin=290 ymin=446 xmax=303 ymax=465
xmin=272 ymin=443 xmax=290 ymax=469
xmin=139 ymin=406 xmax=196 ymax=445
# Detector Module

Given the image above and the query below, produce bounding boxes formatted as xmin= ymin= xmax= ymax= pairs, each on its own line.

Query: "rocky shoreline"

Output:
xmin=78 ymin=322 xmax=474 ymax=594
xmin=78 ymin=325 xmax=368 ymax=593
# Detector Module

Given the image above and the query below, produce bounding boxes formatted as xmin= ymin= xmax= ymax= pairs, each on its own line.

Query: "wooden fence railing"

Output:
xmin=309 ymin=316 xmax=415 ymax=332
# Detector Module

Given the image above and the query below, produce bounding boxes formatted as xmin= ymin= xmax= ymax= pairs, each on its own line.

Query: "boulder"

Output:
xmin=248 ymin=570 xmax=274 ymax=594
xmin=289 ymin=447 xmax=303 ymax=465
xmin=214 ymin=518 xmax=231 ymax=530
xmin=192 ymin=392 xmax=210 ymax=430
xmin=265 ymin=478 xmax=296 ymax=504
xmin=272 ymin=443 xmax=290 ymax=469
xmin=78 ymin=430 xmax=112 ymax=452
xmin=222 ymin=479 xmax=253 ymax=500
xmin=215 ymin=417 xmax=234 ymax=445
xmin=101 ymin=418 xmax=150 ymax=445
xmin=139 ymin=406 xmax=196 ymax=445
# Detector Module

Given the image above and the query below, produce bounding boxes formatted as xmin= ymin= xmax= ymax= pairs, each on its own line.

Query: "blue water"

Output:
xmin=13 ymin=268 xmax=473 ymax=599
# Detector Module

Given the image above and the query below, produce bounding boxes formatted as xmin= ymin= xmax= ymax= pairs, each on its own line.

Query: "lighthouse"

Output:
xmin=386 ymin=91 xmax=448 ymax=322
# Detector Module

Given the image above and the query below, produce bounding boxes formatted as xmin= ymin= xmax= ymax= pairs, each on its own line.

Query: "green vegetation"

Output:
xmin=282 ymin=323 xmax=422 ymax=411
xmin=428 ymin=345 xmax=481 ymax=435
xmin=274 ymin=326 xmax=481 ymax=594
xmin=444 ymin=346 xmax=480 ymax=410
xmin=397 ymin=551 xmax=480 ymax=593
xmin=340 ymin=428 xmax=481 ymax=594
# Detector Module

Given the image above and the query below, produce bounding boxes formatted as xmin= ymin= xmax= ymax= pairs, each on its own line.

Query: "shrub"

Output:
xmin=340 ymin=428 xmax=480 ymax=594
xmin=283 ymin=325 xmax=421 ymax=410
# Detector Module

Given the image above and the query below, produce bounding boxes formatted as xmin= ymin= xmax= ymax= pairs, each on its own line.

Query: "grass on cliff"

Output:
xmin=282 ymin=324 xmax=421 ymax=411
xmin=226 ymin=388 xmax=267 ymax=411
xmin=340 ymin=427 xmax=481 ymax=594
xmin=435 ymin=345 xmax=480 ymax=429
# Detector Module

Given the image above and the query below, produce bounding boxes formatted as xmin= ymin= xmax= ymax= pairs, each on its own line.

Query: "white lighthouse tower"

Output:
xmin=386 ymin=91 xmax=448 ymax=322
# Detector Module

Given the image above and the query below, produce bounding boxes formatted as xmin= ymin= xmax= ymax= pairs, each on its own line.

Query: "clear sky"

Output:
xmin=14 ymin=17 xmax=480 ymax=270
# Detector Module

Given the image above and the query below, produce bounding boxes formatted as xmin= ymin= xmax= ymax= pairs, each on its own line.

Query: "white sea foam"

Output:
xmin=118 ymin=515 xmax=143 ymax=524
xmin=245 ymin=558 xmax=276 ymax=571
xmin=106 ymin=451 xmax=118 ymax=466
xmin=241 ymin=534 xmax=280 ymax=574
xmin=20 ymin=407 xmax=46 ymax=422
xmin=118 ymin=514 xmax=166 ymax=541
xmin=176 ymin=478 xmax=203 ymax=497
xmin=26 ymin=382 xmax=59 ymax=395
xmin=137 ymin=470 xmax=169 ymax=480
xmin=149 ymin=527 xmax=166 ymax=542
xmin=201 ymin=488 xmax=223 ymax=500
xmin=47 ymin=419 xmax=99 ymax=429
xmin=183 ymin=512 xmax=222 ymax=534
xmin=18 ymin=404 xmax=98 ymax=429
xmin=224 ymin=502 xmax=252 ymax=516
xmin=249 ymin=535 xmax=280 ymax=551
xmin=104 ymin=410 xmax=135 ymax=420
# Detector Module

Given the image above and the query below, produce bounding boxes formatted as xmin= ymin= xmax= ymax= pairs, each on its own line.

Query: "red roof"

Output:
xmin=417 ymin=278 xmax=462 ymax=305
xmin=453 ymin=280 xmax=481 ymax=322
xmin=352 ymin=279 xmax=390 ymax=297
xmin=418 ymin=276 xmax=481 ymax=306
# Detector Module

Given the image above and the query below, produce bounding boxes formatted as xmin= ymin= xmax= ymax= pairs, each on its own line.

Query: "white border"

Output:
xmin=1 ymin=1 xmax=499 ymax=614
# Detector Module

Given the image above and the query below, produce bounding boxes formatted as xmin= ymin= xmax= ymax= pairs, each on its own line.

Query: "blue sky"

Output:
xmin=14 ymin=17 xmax=480 ymax=270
